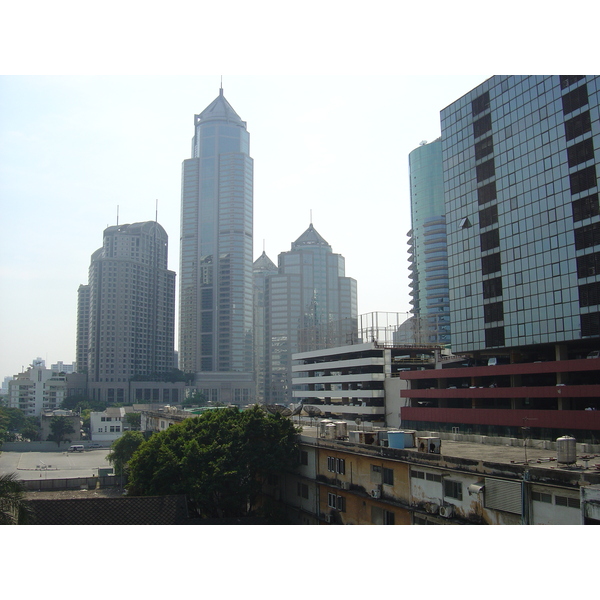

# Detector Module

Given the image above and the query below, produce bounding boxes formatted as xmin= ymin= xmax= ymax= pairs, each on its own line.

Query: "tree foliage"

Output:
xmin=126 ymin=405 xmax=300 ymax=519
xmin=47 ymin=416 xmax=75 ymax=447
xmin=0 ymin=473 xmax=34 ymax=525
xmin=106 ymin=431 xmax=146 ymax=476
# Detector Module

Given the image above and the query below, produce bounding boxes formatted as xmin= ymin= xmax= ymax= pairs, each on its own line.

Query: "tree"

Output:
xmin=0 ymin=473 xmax=34 ymax=524
xmin=126 ymin=405 xmax=300 ymax=519
xmin=124 ymin=412 xmax=141 ymax=430
xmin=47 ymin=416 xmax=75 ymax=447
xmin=106 ymin=431 xmax=145 ymax=477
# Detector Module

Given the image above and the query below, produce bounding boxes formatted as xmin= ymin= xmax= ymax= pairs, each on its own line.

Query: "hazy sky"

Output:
xmin=0 ymin=1 xmax=592 ymax=384
xmin=0 ymin=74 xmax=491 ymax=379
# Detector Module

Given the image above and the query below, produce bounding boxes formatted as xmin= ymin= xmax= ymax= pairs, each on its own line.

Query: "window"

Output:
xmin=480 ymin=229 xmax=500 ymax=251
xmin=555 ymin=495 xmax=580 ymax=509
xmin=482 ymin=253 xmax=501 ymax=275
xmin=328 ymin=493 xmax=346 ymax=511
xmin=532 ymin=491 xmax=552 ymax=503
xmin=384 ymin=510 xmax=395 ymax=525
xmin=567 ymin=138 xmax=595 ymax=168
xmin=411 ymin=470 xmax=425 ymax=480
xmin=479 ymin=205 xmax=498 ymax=228
xmin=444 ymin=480 xmax=463 ymax=501
xmin=475 ymin=136 xmax=494 ymax=160
xmin=473 ymin=114 xmax=492 ymax=138
xmin=371 ymin=464 xmax=382 ymax=483
xmin=476 ymin=159 xmax=495 ymax=182
xmin=297 ymin=482 xmax=309 ymax=499
xmin=426 ymin=472 xmax=442 ymax=483
xmin=485 ymin=326 xmax=505 ymax=347
xmin=573 ymin=194 xmax=599 ymax=222
xmin=560 ymin=75 xmax=585 ymax=90
xmin=327 ymin=456 xmax=345 ymax=474
xmin=483 ymin=277 xmax=503 ymax=299
xmin=581 ymin=312 xmax=600 ymax=337
xmin=484 ymin=301 xmax=504 ymax=323
xmin=299 ymin=450 xmax=309 ymax=466
xmin=570 ymin=166 xmax=596 ymax=195
xmin=565 ymin=111 xmax=591 ymax=141
xmin=577 ymin=252 xmax=600 ymax=278
xmin=472 ymin=91 xmax=490 ymax=116
xmin=383 ymin=467 xmax=394 ymax=486
xmin=478 ymin=182 xmax=497 ymax=205
xmin=562 ymin=84 xmax=588 ymax=114
xmin=574 ymin=222 xmax=600 ymax=250
xmin=579 ymin=282 xmax=600 ymax=307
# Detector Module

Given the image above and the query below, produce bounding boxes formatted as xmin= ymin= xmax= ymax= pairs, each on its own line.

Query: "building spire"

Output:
xmin=220 ymin=75 xmax=223 ymax=96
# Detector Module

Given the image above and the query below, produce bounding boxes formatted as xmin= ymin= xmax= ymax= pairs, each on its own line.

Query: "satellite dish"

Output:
xmin=355 ymin=418 xmax=362 ymax=425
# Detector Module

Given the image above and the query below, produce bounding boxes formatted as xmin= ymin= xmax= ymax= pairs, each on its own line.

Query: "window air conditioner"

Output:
xmin=439 ymin=505 xmax=455 ymax=518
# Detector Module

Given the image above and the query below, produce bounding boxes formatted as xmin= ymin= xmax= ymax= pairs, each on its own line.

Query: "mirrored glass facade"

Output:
xmin=179 ymin=89 xmax=254 ymax=403
xmin=408 ymin=139 xmax=451 ymax=345
xmin=258 ymin=224 xmax=358 ymax=405
xmin=441 ymin=76 xmax=600 ymax=353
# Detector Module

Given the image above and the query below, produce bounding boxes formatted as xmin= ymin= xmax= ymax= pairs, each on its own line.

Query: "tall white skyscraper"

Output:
xmin=179 ymin=88 xmax=254 ymax=405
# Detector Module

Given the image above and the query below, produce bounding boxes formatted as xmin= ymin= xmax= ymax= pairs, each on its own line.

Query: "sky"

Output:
xmin=0 ymin=2 xmax=595 ymax=386
xmin=0 ymin=74 xmax=490 ymax=379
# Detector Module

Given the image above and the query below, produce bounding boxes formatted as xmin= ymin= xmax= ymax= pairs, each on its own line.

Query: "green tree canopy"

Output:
xmin=47 ymin=416 xmax=75 ymax=447
xmin=106 ymin=431 xmax=146 ymax=476
xmin=127 ymin=405 xmax=300 ymax=519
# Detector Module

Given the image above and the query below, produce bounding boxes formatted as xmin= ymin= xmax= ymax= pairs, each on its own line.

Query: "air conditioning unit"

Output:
xmin=439 ymin=505 xmax=455 ymax=518
xmin=340 ymin=481 xmax=350 ymax=490
xmin=371 ymin=488 xmax=381 ymax=499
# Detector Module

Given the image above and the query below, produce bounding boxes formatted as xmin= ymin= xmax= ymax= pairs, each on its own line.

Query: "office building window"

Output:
xmin=567 ymin=138 xmax=595 ymax=168
xmin=473 ymin=114 xmax=492 ymax=138
xmin=581 ymin=312 xmax=600 ymax=336
xmin=565 ymin=111 xmax=591 ymax=141
xmin=577 ymin=252 xmax=600 ymax=278
xmin=574 ymin=222 xmax=600 ymax=250
xmin=485 ymin=326 xmax=505 ymax=347
xmin=480 ymin=229 xmax=500 ymax=251
xmin=579 ymin=282 xmax=600 ymax=307
xmin=479 ymin=205 xmax=498 ymax=228
xmin=476 ymin=159 xmax=495 ymax=183
xmin=562 ymin=84 xmax=588 ymax=115
xmin=573 ymin=194 xmax=599 ymax=222
xmin=484 ymin=301 xmax=504 ymax=323
xmin=482 ymin=253 xmax=502 ymax=275
xmin=383 ymin=467 xmax=394 ymax=486
xmin=478 ymin=182 xmax=497 ymax=205
xmin=472 ymin=91 xmax=490 ymax=116
xmin=483 ymin=277 xmax=503 ymax=299
xmin=475 ymin=136 xmax=494 ymax=160
xmin=560 ymin=75 xmax=585 ymax=90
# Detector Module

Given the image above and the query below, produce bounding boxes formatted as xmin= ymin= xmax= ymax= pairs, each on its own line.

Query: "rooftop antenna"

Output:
xmin=310 ymin=209 xmax=313 ymax=225
xmin=116 ymin=205 xmax=119 ymax=226
xmin=155 ymin=199 xmax=158 ymax=223
xmin=220 ymin=75 xmax=223 ymax=95
xmin=263 ymin=239 xmax=266 ymax=253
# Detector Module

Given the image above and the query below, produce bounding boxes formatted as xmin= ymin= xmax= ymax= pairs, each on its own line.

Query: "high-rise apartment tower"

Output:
xmin=83 ymin=221 xmax=176 ymax=404
xmin=179 ymin=88 xmax=254 ymax=405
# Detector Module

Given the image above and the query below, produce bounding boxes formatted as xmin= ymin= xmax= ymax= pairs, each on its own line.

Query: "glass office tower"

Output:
xmin=407 ymin=139 xmax=451 ymax=345
xmin=179 ymin=88 xmax=254 ymax=404
xmin=441 ymin=75 xmax=600 ymax=354
xmin=261 ymin=224 xmax=358 ymax=405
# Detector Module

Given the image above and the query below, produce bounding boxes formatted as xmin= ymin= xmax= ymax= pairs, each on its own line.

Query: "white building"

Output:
xmin=90 ymin=407 xmax=129 ymax=443
xmin=8 ymin=360 xmax=68 ymax=417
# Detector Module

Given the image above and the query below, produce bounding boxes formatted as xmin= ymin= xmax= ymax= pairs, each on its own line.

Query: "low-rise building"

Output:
xmin=278 ymin=424 xmax=600 ymax=525
xmin=40 ymin=409 xmax=82 ymax=443
xmin=90 ymin=407 xmax=131 ymax=443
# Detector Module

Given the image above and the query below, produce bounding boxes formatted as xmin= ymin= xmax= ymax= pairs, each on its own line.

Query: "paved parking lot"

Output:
xmin=0 ymin=449 xmax=112 ymax=480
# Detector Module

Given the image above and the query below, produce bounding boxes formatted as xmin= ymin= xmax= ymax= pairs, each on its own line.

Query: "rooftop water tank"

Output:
xmin=557 ymin=436 xmax=577 ymax=464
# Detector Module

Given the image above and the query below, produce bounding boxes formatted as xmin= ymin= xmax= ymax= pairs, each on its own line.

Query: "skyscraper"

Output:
xmin=400 ymin=75 xmax=600 ymax=440
xmin=84 ymin=221 xmax=176 ymax=404
xmin=179 ymin=88 xmax=254 ymax=405
xmin=407 ymin=139 xmax=451 ymax=345
xmin=256 ymin=223 xmax=358 ymax=405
